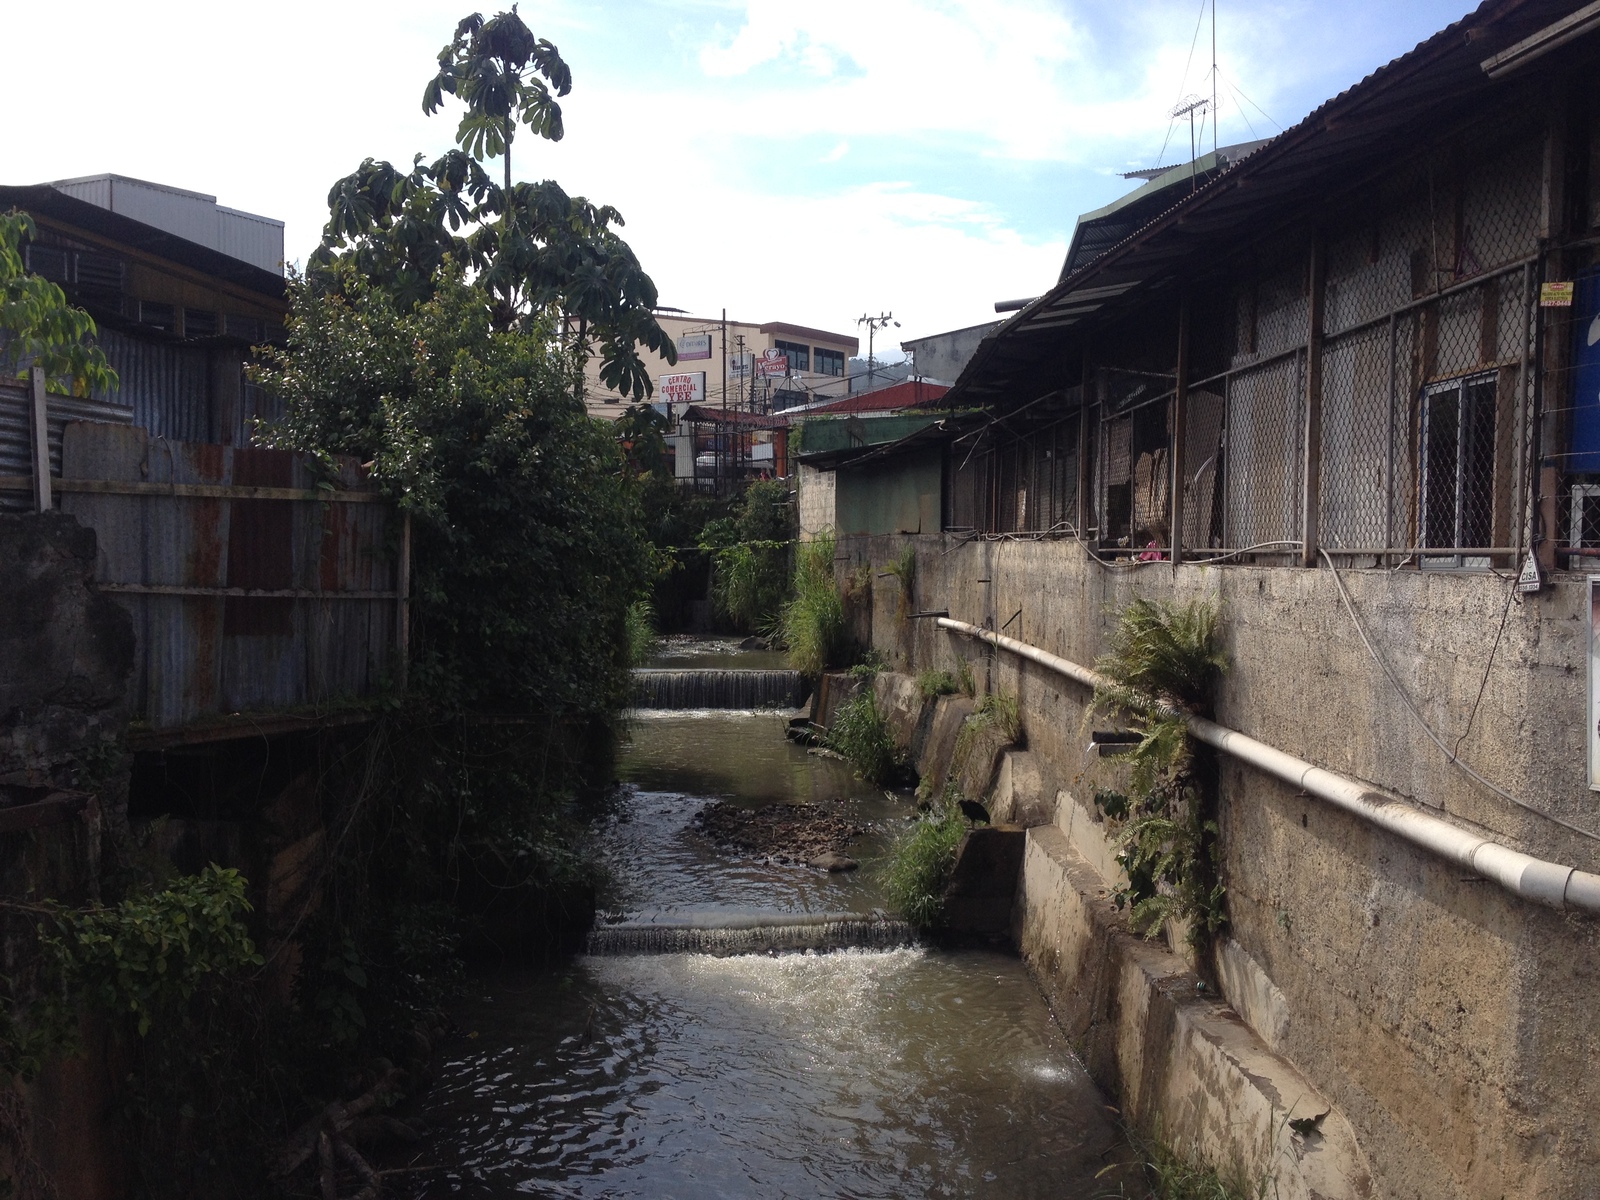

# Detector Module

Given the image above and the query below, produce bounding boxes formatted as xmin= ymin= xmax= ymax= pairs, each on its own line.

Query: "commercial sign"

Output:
xmin=757 ymin=349 xmax=788 ymax=378
xmin=728 ymin=352 xmax=753 ymax=378
xmin=676 ymin=333 xmax=713 ymax=361
xmin=658 ymin=371 xmax=706 ymax=404
xmin=1541 ymin=281 xmax=1574 ymax=307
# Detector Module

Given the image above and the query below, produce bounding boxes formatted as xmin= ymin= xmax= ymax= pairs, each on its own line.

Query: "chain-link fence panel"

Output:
xmin=1180 ymin=386 xmax=1226 ymax=550
xmin=1320 ymin=322 xmax=1393 ymax=551
xmin=1223 ymin=355 xmax=1303 ymax=548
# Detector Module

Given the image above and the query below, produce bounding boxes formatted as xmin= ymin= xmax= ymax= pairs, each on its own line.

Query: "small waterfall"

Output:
xmin=632 ymin=669 xmax=807 ymax=710
xmin=587 ymin=913 xmax=916 ymax=957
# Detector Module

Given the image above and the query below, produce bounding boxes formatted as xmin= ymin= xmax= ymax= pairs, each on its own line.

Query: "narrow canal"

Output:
xmin=416 ymin=641 xmax=1133 ymax=1197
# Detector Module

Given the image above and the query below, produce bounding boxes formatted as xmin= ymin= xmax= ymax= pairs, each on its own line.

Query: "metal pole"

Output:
xmin=1385 ymin=311 xmax=1397 ymax=561
xmin=1076 ymin=361 xmax=1090 ymax=538
xmin=1300 ymin=235 xmax=1326 ymax=567
xmin=1512 ymin=261 xmax=1533 ymax=560
xmin=1171 ymin=295 xmax=1191 ymax=564
xmin=28 ymin=365 xmax=50 ymax=513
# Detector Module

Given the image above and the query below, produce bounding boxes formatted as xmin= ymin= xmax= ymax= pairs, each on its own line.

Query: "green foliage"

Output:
xmin=616 ymin=401 xmax=670 ymax=478
xmin=779 ymin=533 xmax=847 ymax=676
xmin=626 ymin=597 xmax=659 ymax=666
xmin=701 ymin=481 xmax=794 ymax=633
xmin=883 ymin=799 xmax=966 ymax=927
xmin=422 ymin=10 xmax=572 ymax=185
xmin=1095 ymin=598 xmax=1228 ymax=713
xmin=916 ymin=669 xmax=960 ymax=700
xmin=957 ymin=661 xmax=976 ymax=697
xmin=826 ymin=691 xmax=901 ymax=786
xmin=256 ymin=265 xmax=649 ymax=715
xmin=847 ymin=650 xmax=885 ymax=682
xmin=1105 ymin=1123 xmax=1267 ymax=1200
xmin=0 ymin=211 xmax=118 ymax=396
xmin=40 ymin=868 xmax=262 ymax=1038
xmin=884 ymin=543 xmax=917 ymax=620
xmin=952 ymin=689 xmax=1021 ymax=780
xmin=314 ymin=9 xmax=672 ymax=399
xmin=1090 ymin=600 xmax=1229 ymax=949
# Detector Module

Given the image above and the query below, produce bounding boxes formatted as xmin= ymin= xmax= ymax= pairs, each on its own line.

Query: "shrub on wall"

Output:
xmin=1089 ymin=599 xmax=1229 ymax=947
xmin=779 ymin=532 xmax=847 ymax=676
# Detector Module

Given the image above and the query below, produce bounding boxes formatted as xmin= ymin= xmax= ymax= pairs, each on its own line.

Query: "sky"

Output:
xmin=8 ymin=0 xmax=1479 ymax=348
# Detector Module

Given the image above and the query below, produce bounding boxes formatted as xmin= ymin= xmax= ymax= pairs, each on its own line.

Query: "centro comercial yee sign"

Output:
xmin=659 ymin=372 xmax=706 ymax=404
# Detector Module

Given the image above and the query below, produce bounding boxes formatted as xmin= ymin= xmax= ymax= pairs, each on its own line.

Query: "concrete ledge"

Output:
xmin=1018 ymin=825 xmax=1373 ymax=1200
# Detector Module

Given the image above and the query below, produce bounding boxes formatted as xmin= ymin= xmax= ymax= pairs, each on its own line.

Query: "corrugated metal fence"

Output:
xmin=2 ymin=410 xmax=405 ymax=729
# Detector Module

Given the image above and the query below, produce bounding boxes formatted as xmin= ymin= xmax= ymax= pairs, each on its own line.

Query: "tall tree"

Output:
xmin=423 ymin=8 xmax=571 ymax=196
xmin=312 ymin=9 xmax=673 ymax=401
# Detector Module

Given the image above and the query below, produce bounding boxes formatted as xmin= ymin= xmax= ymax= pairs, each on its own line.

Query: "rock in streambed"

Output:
xmin=692 ymin=801 xmax=864 ymax=871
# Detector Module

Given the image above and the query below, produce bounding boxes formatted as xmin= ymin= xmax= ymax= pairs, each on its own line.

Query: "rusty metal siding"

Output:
xmin=59 ymin=421 xmax=398 ymax=727
xmin=95 ymin=328 xmax=211 ymax=443
xmin=0 ymin=382 xmax=134 ymax=512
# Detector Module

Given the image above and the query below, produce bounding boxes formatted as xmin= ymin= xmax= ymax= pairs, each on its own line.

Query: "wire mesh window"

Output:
xmin=945 ymin=411 xmax=1080 ymax=535
xmin=1420 ymin=372 xmax=1499 ymax=562
xmin=941 ymin=118 xmax=1545 ymax=566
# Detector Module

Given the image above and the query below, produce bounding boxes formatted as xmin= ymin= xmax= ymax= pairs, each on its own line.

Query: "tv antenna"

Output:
xmin=1171 ymin=94 xmax=1212 ymax=190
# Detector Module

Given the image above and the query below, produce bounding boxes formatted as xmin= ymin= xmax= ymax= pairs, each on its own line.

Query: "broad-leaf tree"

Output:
xmin=311 ymin=9 xmax=673 ymax=401
xmin=0 ymin=211 xmax=117 ymax=396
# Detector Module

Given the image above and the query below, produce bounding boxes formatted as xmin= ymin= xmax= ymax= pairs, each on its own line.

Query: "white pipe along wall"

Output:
xmin=936 ymin=616 xmax=1600 ymax=916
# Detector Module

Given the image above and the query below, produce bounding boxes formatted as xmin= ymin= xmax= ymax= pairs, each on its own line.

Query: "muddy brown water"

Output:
xmin=415 ymin=705 xmax=1135 ymax=1197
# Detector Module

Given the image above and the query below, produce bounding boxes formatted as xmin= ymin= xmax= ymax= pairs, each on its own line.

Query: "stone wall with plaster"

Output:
xmin=844 ymin=531 xmax=1600 ymax=1200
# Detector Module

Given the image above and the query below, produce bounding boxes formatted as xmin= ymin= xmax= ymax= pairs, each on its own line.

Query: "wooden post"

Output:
xmin=396 ymin=511 xmax=412 ymax=690
xmin=28 ymin=366 xmax=51 ymax=513
xmin=1170 ymin=295 xmax=1191 ymax=564
xmin=1301 ymin=236 xmax=1327 ymax=567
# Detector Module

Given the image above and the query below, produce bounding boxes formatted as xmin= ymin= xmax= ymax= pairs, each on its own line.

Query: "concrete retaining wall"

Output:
xmin=845 ymin=533 xmax=1600 ymax=1200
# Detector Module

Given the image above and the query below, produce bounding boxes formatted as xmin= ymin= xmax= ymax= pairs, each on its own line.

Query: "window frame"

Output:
xmin=772 ymin=339 xmax=810 ymax=372
xmin=1419 ymin=369 xmax=1499 ymax=567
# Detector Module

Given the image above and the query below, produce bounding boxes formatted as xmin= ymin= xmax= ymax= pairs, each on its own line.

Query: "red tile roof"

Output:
xmin=799 ymin=379 xmax=951 ymax=416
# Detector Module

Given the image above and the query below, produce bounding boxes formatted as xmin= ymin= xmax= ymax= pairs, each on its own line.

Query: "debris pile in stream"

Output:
xmin=692 ymin=802 xmax=865 ymax=871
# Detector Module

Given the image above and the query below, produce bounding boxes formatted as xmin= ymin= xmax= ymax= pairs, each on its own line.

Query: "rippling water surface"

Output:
xmin=417 ymin=701 xmax=1131 ymax=1197
xmin=605 ymin=711 xmax=902 ymax=919
xmin=421 ymin=949 xmax=1128 ymax=1198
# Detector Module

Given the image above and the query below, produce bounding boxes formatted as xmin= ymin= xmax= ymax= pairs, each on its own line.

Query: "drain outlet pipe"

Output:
xmin=937 ymin=616 xmax=1600 ymax=915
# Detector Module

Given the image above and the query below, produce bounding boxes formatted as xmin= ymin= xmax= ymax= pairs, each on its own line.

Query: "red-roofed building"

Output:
xmin=781 ymin=378 xmax=950 ymax=417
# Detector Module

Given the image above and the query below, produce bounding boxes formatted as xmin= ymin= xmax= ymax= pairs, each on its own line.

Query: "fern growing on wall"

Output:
xmin=1090 ymin=599 xmax=1229 ymax=949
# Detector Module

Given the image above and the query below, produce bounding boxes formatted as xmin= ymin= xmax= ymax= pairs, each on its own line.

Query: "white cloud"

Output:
xmin=1 ymin=0 xmax=1463 ymax=354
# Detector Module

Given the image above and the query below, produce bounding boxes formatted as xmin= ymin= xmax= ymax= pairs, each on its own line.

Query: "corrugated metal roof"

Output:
xmin=946 ymin=0 xmax=1581 ymax=410
xmin=792 ymin=379 xmax=951 ymax=416
xmin=50 ymin=175 xmax=285 ymax=275
xmin=0 ymin=185 xmax=286 ymax=301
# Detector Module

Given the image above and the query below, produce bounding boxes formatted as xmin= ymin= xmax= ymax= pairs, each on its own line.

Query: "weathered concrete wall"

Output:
xmin=845 ymin=532 xmax=1600 ymax=1200
xmin=796 ymin=464 xmax=835 ymax=540
xmin=0 ymin=513 xmax=134 ymax=784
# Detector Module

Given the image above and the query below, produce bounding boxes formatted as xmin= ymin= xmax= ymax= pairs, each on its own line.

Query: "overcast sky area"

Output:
xmin=9 ymin=0 xmax=1477 ymax=348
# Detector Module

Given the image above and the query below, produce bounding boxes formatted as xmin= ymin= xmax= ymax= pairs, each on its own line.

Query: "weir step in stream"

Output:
xmin=417 ymin=669 xmax=1136 ymax=1196
xmin=587 ymin=912 xmax=917 ymax=956
xmin=630 ymin=667 xmax=806 ymax=710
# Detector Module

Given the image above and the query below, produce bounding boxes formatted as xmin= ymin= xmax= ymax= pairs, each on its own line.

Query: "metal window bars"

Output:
xmin=946 ymin=125 xmax=1550 ymax=569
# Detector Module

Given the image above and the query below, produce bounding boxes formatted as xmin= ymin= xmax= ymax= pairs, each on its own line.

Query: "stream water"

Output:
xmin=415 ymin=643 xmax=1132 ymax=1197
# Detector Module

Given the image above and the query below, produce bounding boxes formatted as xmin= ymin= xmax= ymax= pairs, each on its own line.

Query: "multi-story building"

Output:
xmin=579 ymin=312 xmax=858 ymax=421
